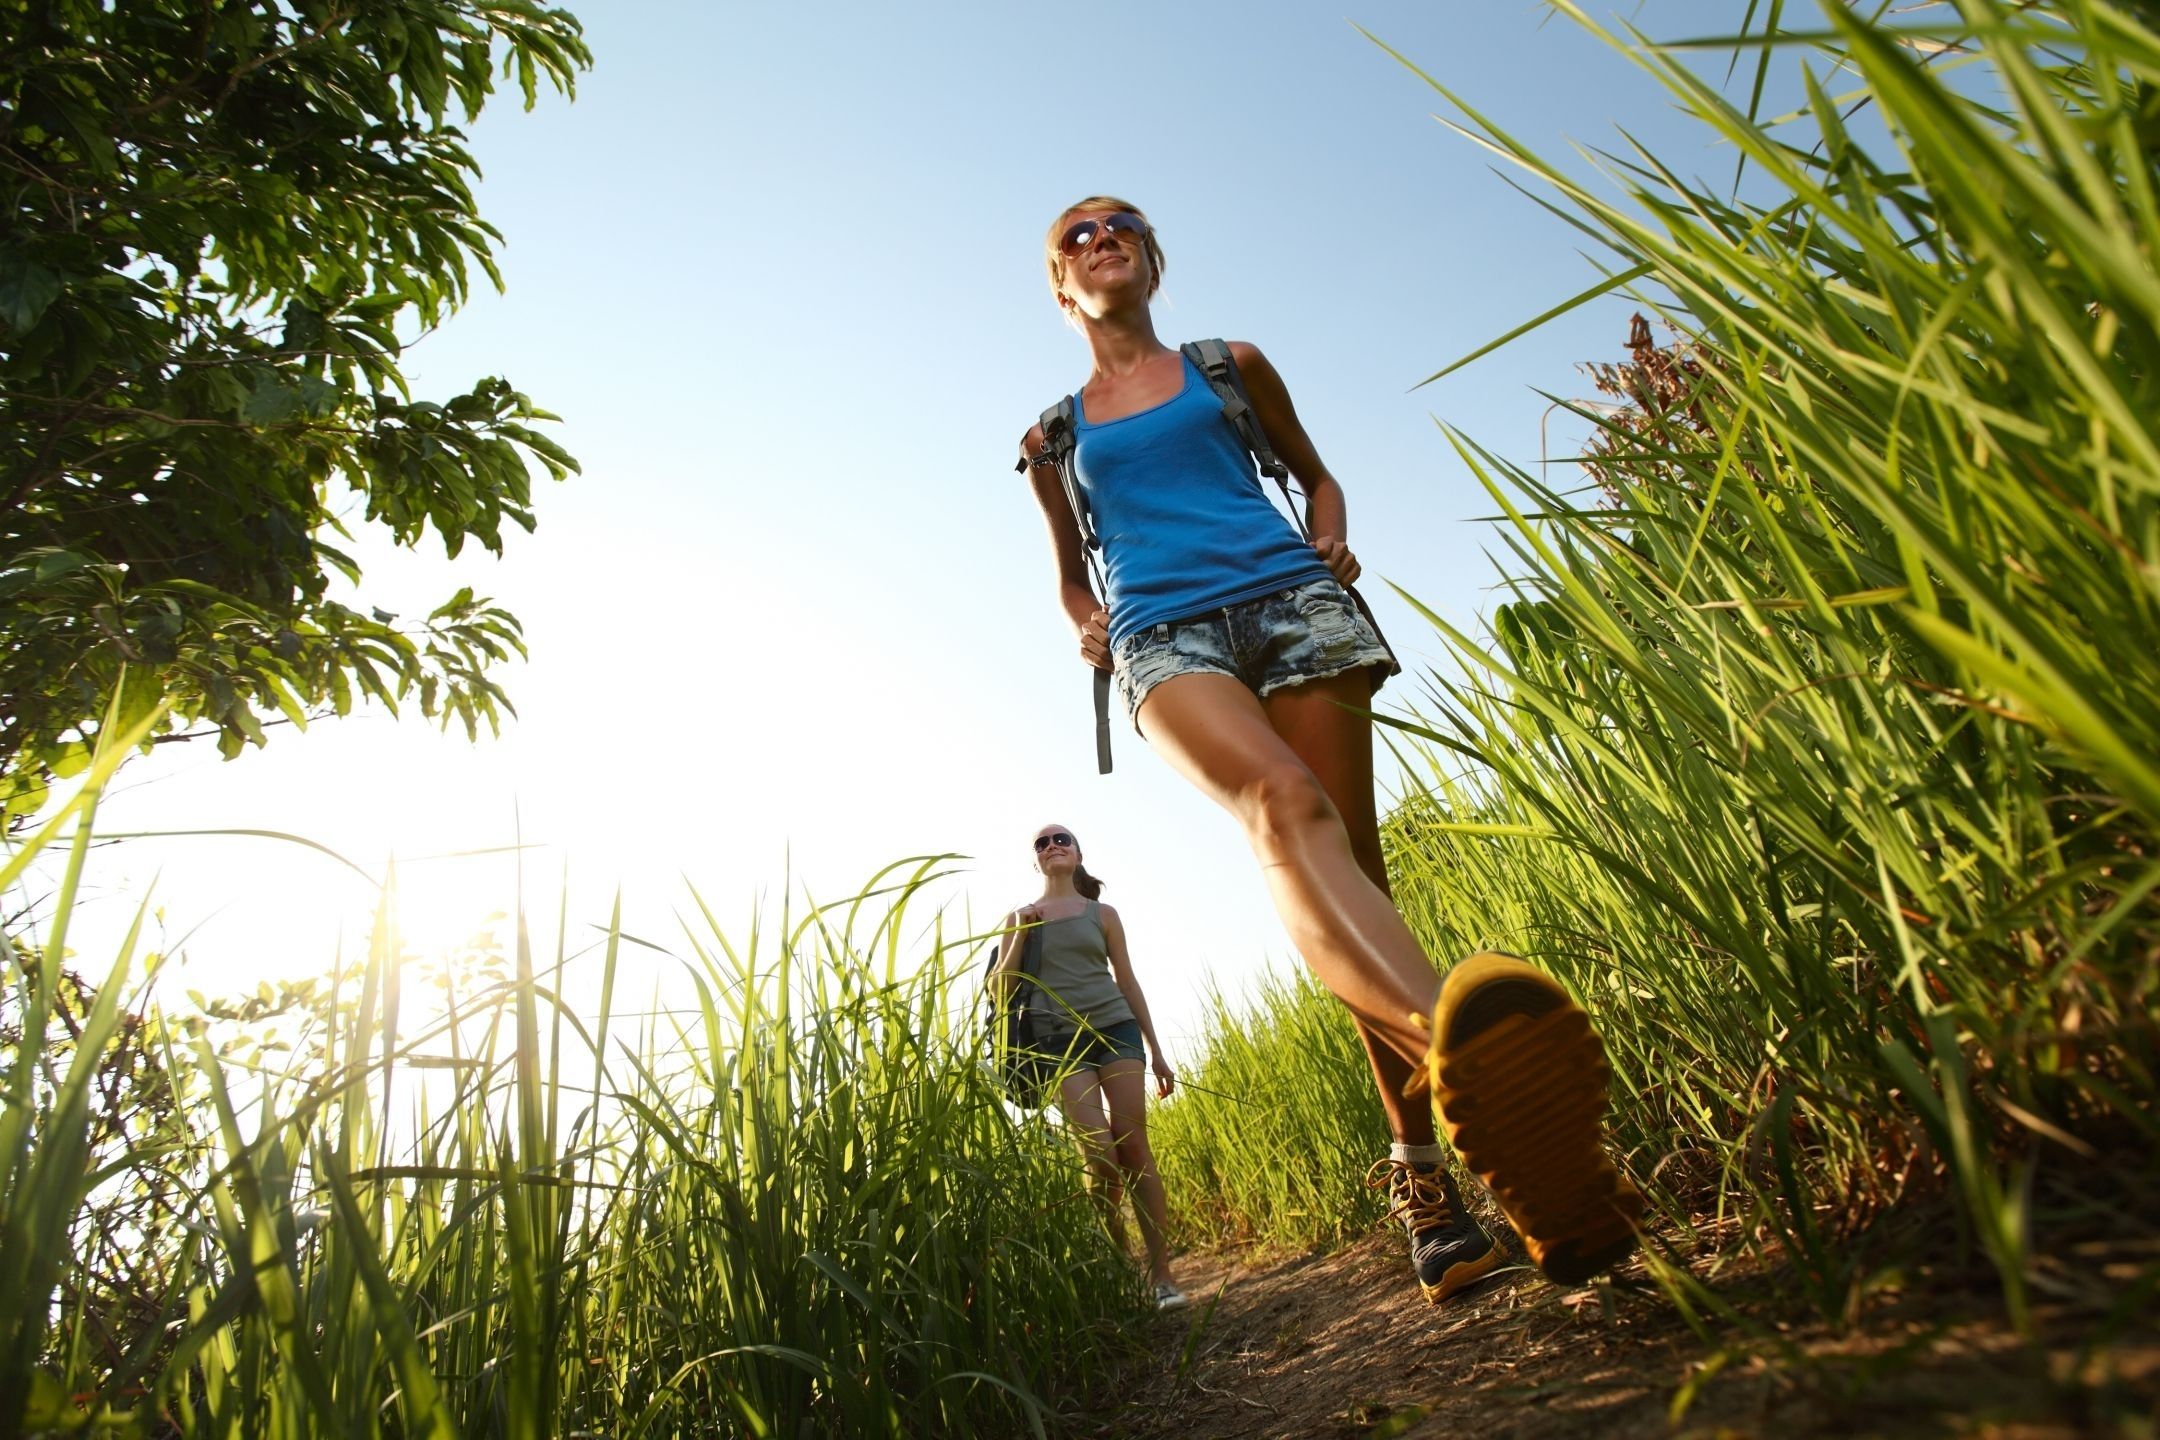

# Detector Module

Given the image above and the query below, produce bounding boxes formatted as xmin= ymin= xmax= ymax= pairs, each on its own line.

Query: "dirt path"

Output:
xmin=1084 ymin=1231 xmax=2158 ymax=1439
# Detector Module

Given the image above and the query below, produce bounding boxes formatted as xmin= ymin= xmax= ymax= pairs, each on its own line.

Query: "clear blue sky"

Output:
xmin=73 ymin=1 xmax=1751 ymax=1049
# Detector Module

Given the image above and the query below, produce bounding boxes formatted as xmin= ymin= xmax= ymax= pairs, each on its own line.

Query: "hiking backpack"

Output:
xmin=1016 ymin=339 xmax=1395 ymax=773
xmin=987 ymin=923 xmax=1057 ymax=1108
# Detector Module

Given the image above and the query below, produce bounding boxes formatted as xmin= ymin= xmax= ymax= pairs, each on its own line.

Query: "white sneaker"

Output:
xmin=1152 ymin=1283 xmax=1188 ymax=1311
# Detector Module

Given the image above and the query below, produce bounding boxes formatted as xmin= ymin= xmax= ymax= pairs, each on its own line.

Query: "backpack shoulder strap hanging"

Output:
xmin=1181 ymin=339 xmax=1310 ymax=540
xmin=1017 ymin=396 xmax=1114 ymax=774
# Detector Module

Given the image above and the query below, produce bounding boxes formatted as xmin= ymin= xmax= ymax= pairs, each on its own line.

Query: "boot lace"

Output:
xmin=1365 ymin=1158 xmax=1456 ymax=1233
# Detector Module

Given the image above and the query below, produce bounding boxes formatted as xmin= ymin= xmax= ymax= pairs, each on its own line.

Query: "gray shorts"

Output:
xmin=1112 ymin=577 xmax=1398 ymax=730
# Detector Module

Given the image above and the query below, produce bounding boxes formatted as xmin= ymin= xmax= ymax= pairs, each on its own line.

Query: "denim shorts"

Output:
xmin=1034 ymin=1017 xmax=1146 ymax=1069
xmin=1112 ymin=577 xmax=1399 ymax=729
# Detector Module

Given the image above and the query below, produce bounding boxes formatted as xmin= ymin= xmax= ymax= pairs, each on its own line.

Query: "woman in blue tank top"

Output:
xmin=1016 ymin=198 xmax=1640 ymax=1304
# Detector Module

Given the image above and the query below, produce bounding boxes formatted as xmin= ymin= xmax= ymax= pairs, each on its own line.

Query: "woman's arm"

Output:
xmin=1019 ymin=424 xmax=1112 ymax=669
xmin=989 ymin=904 xmax=1042 ymax=1001
xmin=1227 ymin=342 xmax=1361 ymax=588
xmin=1100 ymin=904 xmax=1175 ymax=1098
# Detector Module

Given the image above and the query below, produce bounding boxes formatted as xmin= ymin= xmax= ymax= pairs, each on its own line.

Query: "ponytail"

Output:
xmin=1073 ymin=864 xmax=1106 ymax=901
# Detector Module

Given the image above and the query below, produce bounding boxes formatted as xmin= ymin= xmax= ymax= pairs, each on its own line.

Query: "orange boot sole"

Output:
xmin=1427 ymin=952 xmax=1642 ymax=1286
xmin=1419 ymin=1245 xmax=1504 ymax=1306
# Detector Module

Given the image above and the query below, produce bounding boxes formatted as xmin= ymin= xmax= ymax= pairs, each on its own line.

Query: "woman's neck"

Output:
xmin=1038 ymin=874 xmax=1082 ymax=902
xmin=1081 ymin=305 xmax=1169 ymax=381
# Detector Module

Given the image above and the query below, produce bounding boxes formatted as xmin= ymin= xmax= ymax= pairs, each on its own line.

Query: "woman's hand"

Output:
xmin=1079 ymin=608 xmax=1112 ymax=671
xmin=1150 ymin=1053 xmax=1176 ymax=1100
xmin=1313 ymin=537 xmax=1361 ymax=587
xmin=1013 ymin=903 xmax=1043 ymax=926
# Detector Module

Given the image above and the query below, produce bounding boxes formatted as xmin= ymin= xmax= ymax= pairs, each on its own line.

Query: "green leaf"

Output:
xmin=242 ymin=374 xmax=302 ymax=425
xmin=296 ymin=373 xmax=340 ymax=416
xmin=429 ymin=586 xmax=477 ymax=620
xmin=32 ymin=550 xmax=88 ymax=582
xmin=0 ymin=256 xmax=62 ymax=331
xmin=45 ymin=742 xmax=92 ymax=781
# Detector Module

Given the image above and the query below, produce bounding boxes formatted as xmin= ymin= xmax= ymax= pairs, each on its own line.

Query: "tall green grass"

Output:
xmin=1 ymin=759 xmax=1138 ymax=1435
xmin=1148 ymin=970 xmax=1387 ymax=1253
xmin=1159 ymin=0 xmax=2160 ymax=1326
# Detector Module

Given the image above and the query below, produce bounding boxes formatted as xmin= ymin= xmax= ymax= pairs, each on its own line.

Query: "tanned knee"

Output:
xmin=1238 ymin=766 xmax=1340 ymax=860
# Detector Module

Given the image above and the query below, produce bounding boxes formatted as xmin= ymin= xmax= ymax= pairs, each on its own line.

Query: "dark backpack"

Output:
xmin=1017 ymin=339 xmax=1396 ymax=773
xmin=987 ymin=924 xmax=1057 ymax=1108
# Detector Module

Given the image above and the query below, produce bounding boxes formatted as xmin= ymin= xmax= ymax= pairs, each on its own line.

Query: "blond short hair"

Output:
xmin=1044 ymin=196 xmax=1165 ymax=312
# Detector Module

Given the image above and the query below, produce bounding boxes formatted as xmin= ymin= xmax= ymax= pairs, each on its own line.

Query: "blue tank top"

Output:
xmin=1074 ymin=354 xmax=1330 ymax=648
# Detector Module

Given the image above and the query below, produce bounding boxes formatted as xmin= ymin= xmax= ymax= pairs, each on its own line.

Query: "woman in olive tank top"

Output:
xmin=991 ymin=823 xmax=1184 ymax=1309
xmin=1014 ymin=199 xmax=1641 ymax=1304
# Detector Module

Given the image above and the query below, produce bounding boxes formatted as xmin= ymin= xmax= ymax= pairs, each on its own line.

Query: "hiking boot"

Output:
xmin=1368 ymin=1158 xmax=1502 ymax=1305
xmin=1422 ymin=952 xmax=1643 ymax=1286
xmin=1152 ymin=1282 xmax=1189 ymax=1312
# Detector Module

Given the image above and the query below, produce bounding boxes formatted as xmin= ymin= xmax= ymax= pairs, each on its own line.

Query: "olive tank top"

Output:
xmin=1026 ymin=900 xmax=1134 ymax=1031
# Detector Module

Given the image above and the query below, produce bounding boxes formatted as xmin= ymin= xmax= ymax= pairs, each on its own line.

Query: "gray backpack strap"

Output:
xmin=1021 ymin=396 xmax=1115 ymax=775
xmin=1091 ymin=667 xmax=1111 ymax=774
xmin=1036 ymin=399 xmax=1099 ymax=563
xmin=1183 ymin=339 xmax=1309 ymax=540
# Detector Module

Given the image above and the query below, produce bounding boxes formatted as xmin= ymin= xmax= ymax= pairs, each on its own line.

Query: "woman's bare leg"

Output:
xmin=1148 ymin=671 xmax=1638 ymax=1286
xmin=1261 ymin=671 xmax=1436 ymax=1147
xmin=1098 ymin=1059 xmax=1174 ymax=1286
xmin=1058 ymin=1069 xmax=1128 ymax=1251
xmin=1137 ymin=671 xmax=1437 ymax=1068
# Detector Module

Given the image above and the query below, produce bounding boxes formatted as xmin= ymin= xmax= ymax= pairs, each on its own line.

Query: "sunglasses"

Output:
xmin=1057 ymin=211 xmax=1147 ymax=260
xmin=1033 ymin=832 xmax=1076 ymax=853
